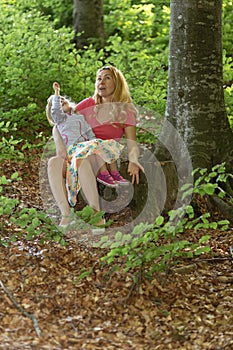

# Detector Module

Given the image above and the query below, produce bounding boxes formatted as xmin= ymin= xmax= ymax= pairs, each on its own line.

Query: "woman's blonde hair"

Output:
xmin=93 ymin=65 xmax=137 ymax=124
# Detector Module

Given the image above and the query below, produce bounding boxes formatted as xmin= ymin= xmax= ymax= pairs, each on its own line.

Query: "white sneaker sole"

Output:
xmin=97 ymin=178 xmax=118 ymax=188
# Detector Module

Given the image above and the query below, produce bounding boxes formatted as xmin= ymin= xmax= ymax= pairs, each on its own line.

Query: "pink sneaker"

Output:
xmin=110 ymin=171 xmax=130 ymax=185
xmin=97 ymin=171 xmax=118 ymax=188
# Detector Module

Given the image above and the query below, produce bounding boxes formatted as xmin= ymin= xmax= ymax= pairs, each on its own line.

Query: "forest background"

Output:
xmin=0 ymin=0 xmax=233 ymax=249
xmin=0 ymin=1 xmax=233 ymax=349
xmin=0 ymin=0 xmax=232 ymax=245
xmin=1 ymin=0 xmax=232 ymax=144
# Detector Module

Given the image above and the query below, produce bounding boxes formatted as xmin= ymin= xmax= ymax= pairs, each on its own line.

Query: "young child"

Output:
xmin=46 ymin=82 xmax=124 ymax=208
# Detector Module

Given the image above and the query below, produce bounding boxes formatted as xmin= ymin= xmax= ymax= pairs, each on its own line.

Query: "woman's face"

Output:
xmin=96 ymin=69 xmax=116 ymax=101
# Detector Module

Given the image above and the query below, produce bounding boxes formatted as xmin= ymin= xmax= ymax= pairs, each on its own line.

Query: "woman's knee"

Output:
xmin=48 ymin=156 xmax=65 ymax=174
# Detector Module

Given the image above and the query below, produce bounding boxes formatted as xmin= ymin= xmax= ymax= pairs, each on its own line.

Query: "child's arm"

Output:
xmin=53 ymin=82 xmax=60 ymax=96
xmin=52 ymin=125 xmax=67 ymax=159
xmin=51 ymin=82 xmax=66 ymax=124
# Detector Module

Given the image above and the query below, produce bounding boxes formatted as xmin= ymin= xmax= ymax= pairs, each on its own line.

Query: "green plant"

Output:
xmin=0 ymin=173 xmax=21 ymax=216
xmin=91 ymin=163 xmax=230 ymax=280
xmin=0 ymin=171 xmax=111 ymax=247
xmin=8 ymin=207 xmax=65 ymax=245
xmin=0 ymin=121 xmax=25 ymax=160
xmin=183 ymin=162 xmax=233 ymax=201
xmin=0 ymin=172 xmax=65 ymax=246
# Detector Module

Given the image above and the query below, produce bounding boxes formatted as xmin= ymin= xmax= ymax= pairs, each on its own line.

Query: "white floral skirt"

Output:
xmin=66 ymin=138 xmax=123 ymax=206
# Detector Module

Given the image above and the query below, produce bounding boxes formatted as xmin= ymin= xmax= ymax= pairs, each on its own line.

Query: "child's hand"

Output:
xmin=53 ymin=82 xmax=60 ymax=93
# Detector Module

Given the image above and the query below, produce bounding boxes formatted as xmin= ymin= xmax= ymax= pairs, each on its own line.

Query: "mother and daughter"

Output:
xmin=46 ymin=65 xmax=144 ymax=228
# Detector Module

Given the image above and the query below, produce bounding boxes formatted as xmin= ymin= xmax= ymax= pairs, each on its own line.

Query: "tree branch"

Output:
xmin=0 ymin=278 xmax=42 ymax=337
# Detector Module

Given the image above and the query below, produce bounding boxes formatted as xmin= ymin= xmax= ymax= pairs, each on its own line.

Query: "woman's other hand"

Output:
xmin=127 ymin=161 xmax=144 ymax=184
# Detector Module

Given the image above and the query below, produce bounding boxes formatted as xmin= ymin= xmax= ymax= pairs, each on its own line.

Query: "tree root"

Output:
xmin=208 ymin=195 xmax=233 ymax=224
xmin=0 ymin=278 xmax=42 ymax=337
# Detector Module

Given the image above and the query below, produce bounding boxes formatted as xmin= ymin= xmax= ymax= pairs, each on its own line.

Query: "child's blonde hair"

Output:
xmin=45 ymin=95 xmax=76 ymax=126
xmin=46 ymin=95 xmax=55 ymax=126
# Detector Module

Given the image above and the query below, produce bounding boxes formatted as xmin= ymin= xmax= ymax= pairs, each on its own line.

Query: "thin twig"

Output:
xmin=229 ymin=246 xmax=233 ymax=258
xmin=0 ymin=278 xmax=42 ymax=337
xmin=124 ymin=280 xmax=137 ymax=305
xmin=124 ymin=268 xmax=143 ymax=305
xmin=194 ymin=256 xmax=233 ymax=262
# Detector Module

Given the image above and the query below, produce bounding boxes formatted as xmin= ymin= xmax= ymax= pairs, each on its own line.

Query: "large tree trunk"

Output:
xmin=152 ymin=0 xmax=233 ymax=219
xmin=163 ymin=0 xmax=233 ymax=172
xmin=73 ymin=0 xmax=105 ymax=49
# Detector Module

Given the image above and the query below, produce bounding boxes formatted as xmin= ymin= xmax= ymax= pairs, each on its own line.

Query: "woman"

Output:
xmin=46 ymin=82 xmax=123 ymax=228
xmin=76 ymin=65 xmax=144 ymax=185
xmin=48 ymin=66 xmax=144 ymax=227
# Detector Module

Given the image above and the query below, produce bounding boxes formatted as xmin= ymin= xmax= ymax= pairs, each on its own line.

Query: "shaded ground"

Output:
xmin=0 ymin=156 xmax=233 ymax=349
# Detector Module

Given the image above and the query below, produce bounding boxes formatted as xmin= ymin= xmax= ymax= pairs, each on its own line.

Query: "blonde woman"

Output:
xmin=76 ymin=65 xmax=144 ymax=185
xmin=46 ymin=82 xmax=123 ymax=227
xmin=48 ymin=66 xmax=144 ymax=227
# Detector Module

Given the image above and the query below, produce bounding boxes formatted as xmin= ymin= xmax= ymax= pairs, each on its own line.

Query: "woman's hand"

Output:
xmin=127 ymin=161 xmax=144 ymax=184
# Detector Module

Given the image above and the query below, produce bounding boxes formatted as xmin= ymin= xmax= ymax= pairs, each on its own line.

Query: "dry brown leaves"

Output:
xmin=0 ymin=156 xmax=233 ymax=349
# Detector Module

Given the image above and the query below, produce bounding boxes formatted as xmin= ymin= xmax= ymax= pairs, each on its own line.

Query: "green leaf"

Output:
xmin=110 ymin=241 xmax=122 ymax=249
xmin=194 ymin=246 xmax=211 ymax=255
xmin=155 ymin=215 xmax=164 ymax=226
xmin=201 ymin=183 xmax=217 ymax=195
xmin=115 ymin=231 xmax=122 ymax=241
xmin=217 ymin=220 xmax=229 ymax=225
xmin=76 ymin=270 xmax=92 ymax=281
xmin=198 ymin=235 xmax=211 ymax=244
xmin=11 ymin=172 xmax=20 ymax=180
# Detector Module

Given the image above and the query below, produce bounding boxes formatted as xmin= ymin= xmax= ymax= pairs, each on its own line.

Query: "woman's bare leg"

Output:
xmin=78 ymin=158 xmax=100 ymax=211
xmin=47 ymin=156 xmax=71 ymax=225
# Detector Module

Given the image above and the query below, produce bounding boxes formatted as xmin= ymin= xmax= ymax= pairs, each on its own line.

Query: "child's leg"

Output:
xmin=95 ymin=160 xmax=118 ymax=188
xmin=108 ymin=160 xmax=118 ymax=172
xmin=87 ymin=154 xmax=106 ymax=176
xmin=109 ymin=160 xmax=130 ymax=185
xmin=87 ymin=155 xmax=117 ymax=188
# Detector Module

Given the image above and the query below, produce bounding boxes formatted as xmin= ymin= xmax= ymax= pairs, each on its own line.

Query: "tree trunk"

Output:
xmin=73 ymin=0 xmax=105 ymax=49
xmin=163 ymin=0 xmax=233 ymax=172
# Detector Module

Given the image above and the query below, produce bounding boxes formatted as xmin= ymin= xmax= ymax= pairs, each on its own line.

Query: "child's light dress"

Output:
xmin=51 ymin=96 xmax=123 ymax=206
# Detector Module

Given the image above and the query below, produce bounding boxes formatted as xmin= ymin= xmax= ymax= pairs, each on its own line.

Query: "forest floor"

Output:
xmin=0 ymin=155 xmax=233 ymax=350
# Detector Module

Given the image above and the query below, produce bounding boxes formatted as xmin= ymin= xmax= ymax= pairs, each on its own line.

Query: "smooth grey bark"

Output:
xmin=163 ymin=0 xmax=233 ymax=172
xmin=73 ymin=0 xmax=105 ymax=49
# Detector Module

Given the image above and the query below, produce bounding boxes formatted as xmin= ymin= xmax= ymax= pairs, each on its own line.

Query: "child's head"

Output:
xmin=46 ymin=95 xmax=71 ymax=125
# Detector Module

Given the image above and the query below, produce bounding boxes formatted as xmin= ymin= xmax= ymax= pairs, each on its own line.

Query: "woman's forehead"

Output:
xmin=97 ymin=70 xmax=112 ymax=78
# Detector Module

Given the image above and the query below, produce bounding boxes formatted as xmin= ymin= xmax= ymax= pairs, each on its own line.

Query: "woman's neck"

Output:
xmin=101 ymin=95 xmax=113 ymax=104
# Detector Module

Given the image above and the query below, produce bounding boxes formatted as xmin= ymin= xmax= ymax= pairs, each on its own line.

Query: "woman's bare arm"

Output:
xmin=124 ymin=125 xmax=144 ymax=184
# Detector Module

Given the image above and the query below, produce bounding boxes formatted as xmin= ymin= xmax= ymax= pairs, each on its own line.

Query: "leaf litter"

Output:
xmin=0 ymin=156 xmax=233 ymax=349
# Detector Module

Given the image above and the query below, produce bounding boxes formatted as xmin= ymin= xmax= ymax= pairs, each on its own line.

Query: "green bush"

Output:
xmin=0 ymin=172 xmax=66 ymax=247
xmin=91 ymin=163 xmax=231 ymax=279
xmin=1 ymin=0 xmax=232 ymax=141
